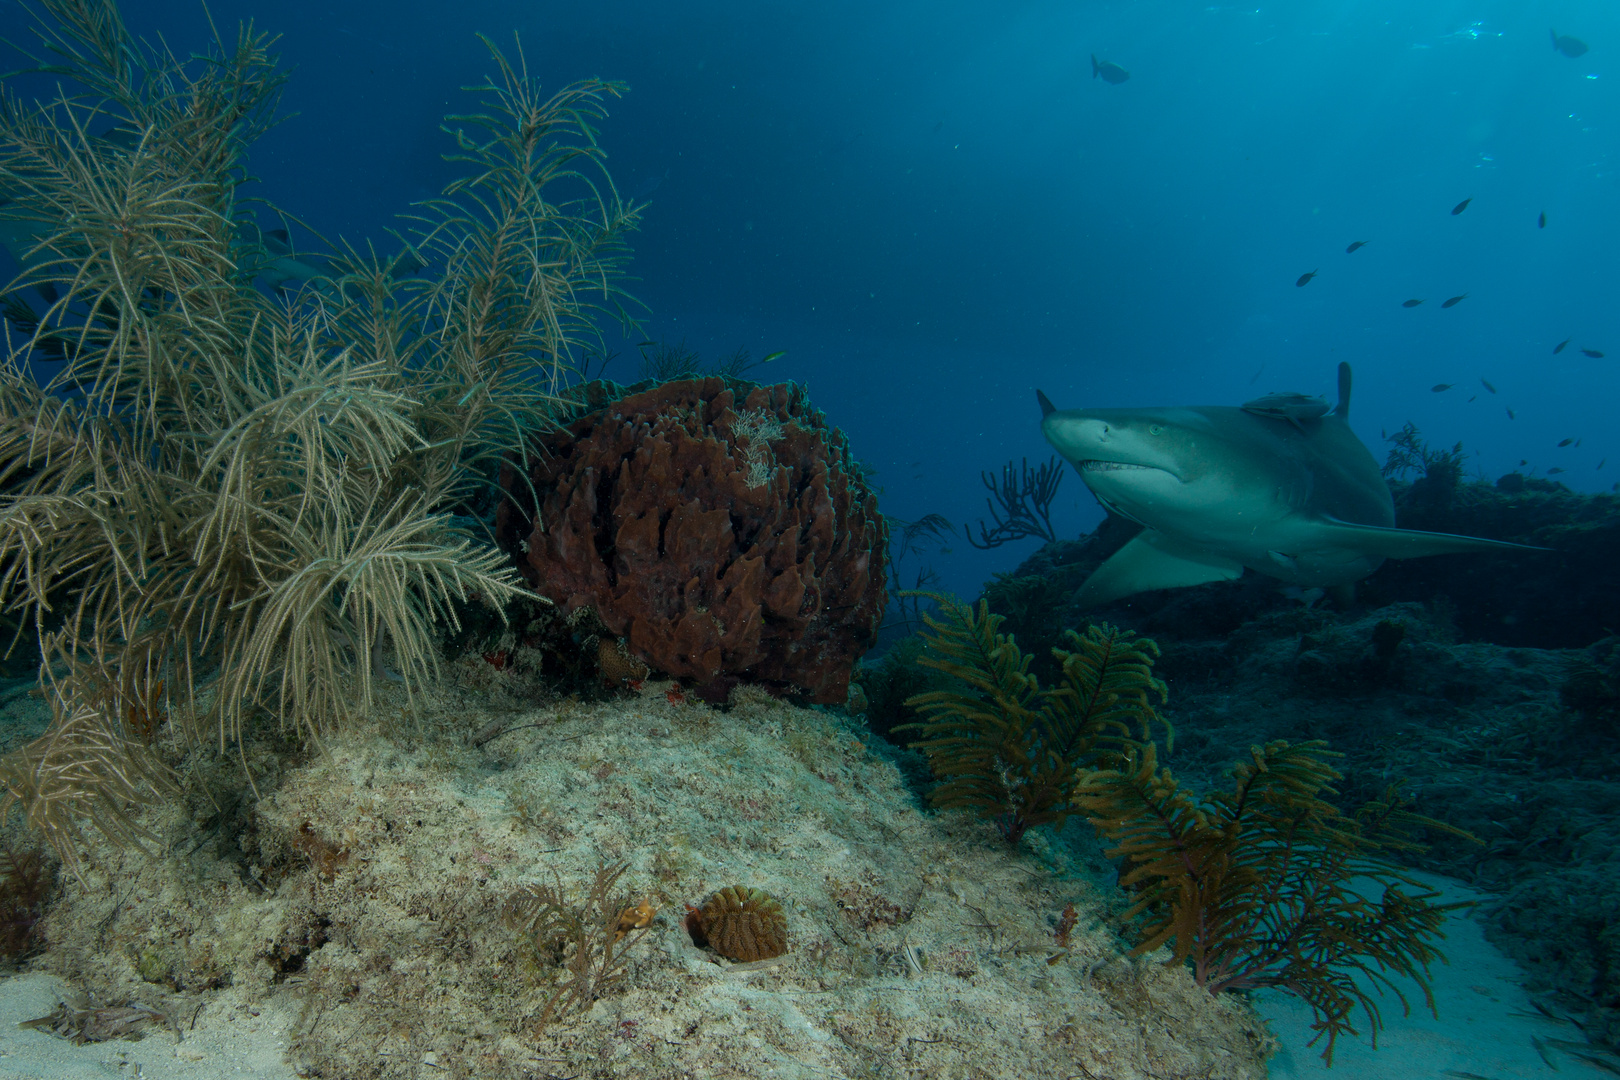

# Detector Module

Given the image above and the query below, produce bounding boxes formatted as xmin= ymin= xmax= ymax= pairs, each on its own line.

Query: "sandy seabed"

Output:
xmin=0 ymin=655 xmax=1272 ymax=1080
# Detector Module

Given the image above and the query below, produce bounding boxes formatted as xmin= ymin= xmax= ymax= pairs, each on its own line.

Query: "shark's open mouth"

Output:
xmin=1079 ymin=460 xmax=1157 ymax=473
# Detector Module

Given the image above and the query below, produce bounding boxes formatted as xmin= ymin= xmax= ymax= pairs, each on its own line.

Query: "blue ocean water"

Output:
xmin=12 ymin=0 xmax=1620 ymax=604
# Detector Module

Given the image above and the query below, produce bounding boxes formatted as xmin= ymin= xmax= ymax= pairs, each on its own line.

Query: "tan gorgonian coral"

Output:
xmin=0 ymin=0 xmax=641 ymax=866
xmin=503 ymin=861 xmax=655 ymax=1030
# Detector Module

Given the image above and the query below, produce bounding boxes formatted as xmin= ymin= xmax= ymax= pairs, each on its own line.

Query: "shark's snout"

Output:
xmin=1042 ymin=413 xmax=1182 ymax=480
xmin=1041 ymin=414 xmax=1112 ymax=456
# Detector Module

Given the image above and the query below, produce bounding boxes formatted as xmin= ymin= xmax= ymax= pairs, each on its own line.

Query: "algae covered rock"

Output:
xmin=29 ymin=678 xmax=1273 ymax=1080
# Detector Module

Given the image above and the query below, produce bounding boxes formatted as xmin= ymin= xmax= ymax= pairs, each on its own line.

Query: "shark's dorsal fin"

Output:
xmin=1331 ymin=361 xmax=1351 ymax=419
xmin=1036 ymin=389 xmax=1056 ymax=418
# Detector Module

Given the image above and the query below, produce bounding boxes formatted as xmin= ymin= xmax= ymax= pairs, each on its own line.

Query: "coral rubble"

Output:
xmin=498 ymin=377 xmax=888 ymax=703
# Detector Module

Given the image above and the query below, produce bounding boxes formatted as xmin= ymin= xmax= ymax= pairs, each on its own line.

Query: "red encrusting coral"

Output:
xmin=497 ymin=378 xmax=887 ymax=703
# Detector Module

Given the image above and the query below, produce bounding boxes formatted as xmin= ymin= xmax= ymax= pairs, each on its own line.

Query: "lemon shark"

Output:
xmin=1037 ymin=362 xmax=1546 ymax=607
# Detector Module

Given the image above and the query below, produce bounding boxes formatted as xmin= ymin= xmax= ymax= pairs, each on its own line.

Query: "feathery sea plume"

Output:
xmin=0 ymin=0 xmax=641 ymax=866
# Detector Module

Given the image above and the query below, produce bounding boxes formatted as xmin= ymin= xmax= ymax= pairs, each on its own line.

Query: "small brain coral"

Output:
xmin=687 ymin=885 xmax=788 ymax=962
xmin=497 ymin=377 xmax=888 ymax=703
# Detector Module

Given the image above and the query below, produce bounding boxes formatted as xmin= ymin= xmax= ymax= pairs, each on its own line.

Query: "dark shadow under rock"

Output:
xmin=1360 ymin=476 xmax=1620 ymax=649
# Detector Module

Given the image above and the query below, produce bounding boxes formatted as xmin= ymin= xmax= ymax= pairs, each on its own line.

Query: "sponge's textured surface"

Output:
xmin=499 ymin=378 xmax=887 ymax=702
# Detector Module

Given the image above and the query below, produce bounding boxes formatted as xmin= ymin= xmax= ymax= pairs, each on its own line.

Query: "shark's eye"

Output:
xmin=1149 ymin=424 xmax=1164 ymax=435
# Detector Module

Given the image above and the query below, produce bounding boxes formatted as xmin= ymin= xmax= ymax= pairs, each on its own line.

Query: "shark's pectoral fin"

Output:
xmin=1318 ymin=516 xmax=1552 ymax=559
xmin=1077 ymin=530 xmax=1245 ymax=608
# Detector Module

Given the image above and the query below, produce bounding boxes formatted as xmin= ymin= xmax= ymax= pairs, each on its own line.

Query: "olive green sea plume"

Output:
xmin=898 ymin=593 xmax=1171 ymax=844
xmin=901 ymin=595 xmax=1477 ymax=1062
xmin=1078 ymin=740 xmax=1475 ymax=1061
xmin=0 ymin=0 xmax=641 ymax=873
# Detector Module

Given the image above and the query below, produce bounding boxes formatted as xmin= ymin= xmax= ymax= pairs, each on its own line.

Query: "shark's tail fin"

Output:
xmin=1330 ymin=361 xmax=1351 ymax=419
xmin=1091 ymin=54 xmax=1101 ymax=78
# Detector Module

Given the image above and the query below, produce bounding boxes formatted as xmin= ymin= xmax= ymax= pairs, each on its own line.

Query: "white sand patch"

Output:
xmin=1259 ymin=871 xmax=1613 ymax=1079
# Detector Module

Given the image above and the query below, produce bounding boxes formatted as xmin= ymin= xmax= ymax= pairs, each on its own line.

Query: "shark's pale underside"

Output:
xmin=1038 ymin=362 xmax=1547 ymax=608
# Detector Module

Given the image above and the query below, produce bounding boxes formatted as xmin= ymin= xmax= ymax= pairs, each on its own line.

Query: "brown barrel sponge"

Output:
xmin=687 ymin=885 xmax=788 ymax=962
xmin=495 ymin=377 xmax=887 ymax=704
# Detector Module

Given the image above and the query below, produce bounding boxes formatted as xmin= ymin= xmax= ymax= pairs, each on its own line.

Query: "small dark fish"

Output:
xmin=1539 ymin=211 xmax=1547 ymax=229
xmin=1431 ymin=383 xmax=1453 ymax=392
xmin=1467 ymin=395 xmax=1477 ymax=402
xmin=1577 ymin=438 xmax=1583 ymax=447
xmin=1403 ymin=298 xmax=1425 ymax=307
xmin=1551 ymin=30 xmax=1589 ymax=59
xmin=1559 ymin=438 xmax=1574 ymax=447
xmin=630 ymin=168 xmax=670 ymax=201
xmin=1091 ymin=54 xmax=1130 ymax=84
xmin=1481 ymin=378 xmax=1496 ymax=393
xmin=1441 ymin=294 xmax=1468 ymax=308
xmin=1451 ymin=197 xmax=1472 ymax=215
xmin=1548 ymin=466 xmax=1567 ymax=475
xmin=1582 ymin=348 xmax=1605 ymax=358
xmin=1599 ymin=459 xmax=1607 ymax=470
xmin=1520 ymin=459 xmax=1528 ymax=466
xmin=1295 ymin=269 xmax=1318 ymax=287
xmin=1507 ymin=408 xmax=1517 ymax=420
xmin=96 ymin=124 xmax=145 ymax=151
xmin=760 ymin=350 xmax=787 ymax=363
xmin=1554 ymin=338 xmax=1571 ymax=354
xmin=1346 ymin=240 xmax=1368 ymax=253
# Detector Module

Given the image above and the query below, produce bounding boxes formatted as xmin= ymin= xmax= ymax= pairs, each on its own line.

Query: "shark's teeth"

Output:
xmin=1080 ymin=460 xmax=1155 ymax=472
